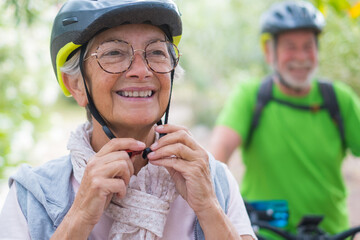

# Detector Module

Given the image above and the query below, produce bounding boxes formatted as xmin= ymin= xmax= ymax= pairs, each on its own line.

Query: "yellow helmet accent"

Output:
xmin=260 ymin=33 xmax=273 ymax=53
xmin=56 ymin=42 xmax=81 ymax=97
xmin=173 ymin=35 xmax=181 ymax=47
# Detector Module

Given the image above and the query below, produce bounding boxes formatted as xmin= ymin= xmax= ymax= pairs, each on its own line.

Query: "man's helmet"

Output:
xmin=260 ymin=1 xmax=325 ymax=36
xmin=50 ymin=0 xmax=182 ymax=96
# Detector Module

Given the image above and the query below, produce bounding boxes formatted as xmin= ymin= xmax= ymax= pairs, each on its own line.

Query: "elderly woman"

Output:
xmin=0 ymin=0 xmax=255 ymax=239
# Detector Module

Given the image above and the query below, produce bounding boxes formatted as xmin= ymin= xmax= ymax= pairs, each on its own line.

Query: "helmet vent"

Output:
xmin=275 ymin=12 xmax=284 ymax=20
xmin=286 ymin=6 xmax=293 ymax=15
xmin=62 ymin=17 xmax=78 ymax=26
xmin=301 ymin=7 xmax=307 ymax=17
xmin=143 ymin=20 xmax=152 ymax=25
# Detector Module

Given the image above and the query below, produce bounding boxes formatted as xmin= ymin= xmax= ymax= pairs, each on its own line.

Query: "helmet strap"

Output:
xmin=164 ymin=70 xmax=174 ymax=125
xmin=158 ymin=70 xmax=174 ymax=137
xmin=142 ymin=69 xmax=174 ymax=159
xmin=79 ymin=44 xmax=116 ymax=139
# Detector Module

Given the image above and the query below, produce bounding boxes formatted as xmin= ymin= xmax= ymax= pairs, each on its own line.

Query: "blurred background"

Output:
xmin=0 ymin=0 xmax=360 ymax=228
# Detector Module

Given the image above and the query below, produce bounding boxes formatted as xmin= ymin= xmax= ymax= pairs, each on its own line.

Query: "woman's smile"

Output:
xmin=116 ymin=87 xmax=156 ymax=101
xmin=117 ymin=90 xmax=154 ymax=98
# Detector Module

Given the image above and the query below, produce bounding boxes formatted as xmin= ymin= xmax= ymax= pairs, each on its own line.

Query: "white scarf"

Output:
xmin=67 ymin=122 xmax=178 ymax=240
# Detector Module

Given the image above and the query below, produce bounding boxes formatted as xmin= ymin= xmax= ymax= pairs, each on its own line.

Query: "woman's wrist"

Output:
xmin=194 ymin=198 xmax=222 ymax=221
xmin=51 ymin=206 xmax=95 ymax=240
xmin=195 ymin=200 xmax=241 ymax=240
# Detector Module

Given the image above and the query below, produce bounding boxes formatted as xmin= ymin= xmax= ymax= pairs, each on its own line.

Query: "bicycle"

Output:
xmin=245 ymin=200 xmax=360 ymax=240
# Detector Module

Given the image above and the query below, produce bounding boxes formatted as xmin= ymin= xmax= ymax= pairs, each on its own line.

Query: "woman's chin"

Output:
xmin=113 ymin=117 xmax=159 ymax=129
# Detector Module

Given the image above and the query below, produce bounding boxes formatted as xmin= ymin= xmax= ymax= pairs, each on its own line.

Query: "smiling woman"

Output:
xmin=0 ymin=0 xmax=255 ymax=239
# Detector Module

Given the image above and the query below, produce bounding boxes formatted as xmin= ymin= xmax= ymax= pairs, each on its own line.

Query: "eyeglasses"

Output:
xmin=84 ymin=39 xmax=180 ymax=74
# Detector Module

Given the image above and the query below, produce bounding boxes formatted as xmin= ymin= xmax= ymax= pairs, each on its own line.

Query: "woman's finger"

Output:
xmin=86 ymin=152 xmax=134 ymax=185
xmin=86 ymin=178 xmax=127 ymax=197
xmin=99 ymin=151 xmax=135 ymax=177
xmin=96 ymin=138 xmax=146 ymax=157
xmin=150 ymin=156 xmax=216 ymax=213
xmin=152 ymin=129 xmax=199 ymax=152
xmin=150 ymin=156 xmax=208 ymax=176
xmin=101 ymin=178 xmax=128 ymax=199
xmin=155 ymin=124 xmax=191 ymax=135
xmin=147 ymin=143 xmax=194 ymax=161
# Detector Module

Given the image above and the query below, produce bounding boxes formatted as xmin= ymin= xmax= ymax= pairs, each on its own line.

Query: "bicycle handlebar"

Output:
xmin=252 ymin=220 xmax=360 ymax=240
xmin=245 ymin=200 xmax=360 ymax=240
xmin=330 ymin=226 xmax=360 ymax=240
xmin=252 ymin=221 xmax=296 ymax=240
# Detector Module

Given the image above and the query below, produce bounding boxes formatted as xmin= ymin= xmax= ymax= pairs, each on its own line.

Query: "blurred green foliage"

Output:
xmin=0 ymin=0 xmax=359 ymax=178
xmin=0 ymin=0 xmax=59 ymax=178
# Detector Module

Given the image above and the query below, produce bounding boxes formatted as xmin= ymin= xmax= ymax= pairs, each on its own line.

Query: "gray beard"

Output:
xmin=271 ymin=64 xmax=317 ymax=90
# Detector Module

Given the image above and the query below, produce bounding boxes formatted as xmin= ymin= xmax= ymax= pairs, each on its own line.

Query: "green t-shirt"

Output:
xmin=216 ymin=79 xmax=360 ymax=234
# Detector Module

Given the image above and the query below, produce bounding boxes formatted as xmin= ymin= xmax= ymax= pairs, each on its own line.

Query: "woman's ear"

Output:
xmin=61 ymin=72 xmax=88 ymax=107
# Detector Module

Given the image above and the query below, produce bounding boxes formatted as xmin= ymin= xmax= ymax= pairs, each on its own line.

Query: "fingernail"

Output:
xmin=150 ymin=142 xmax=158 ymax=149
xmin=137 ymin=141 xmax=146 ymax=147
xmin=156 ymin=125 xmax=164 ymax=130
xmin=147 ymin=152 xmax=155 ymax=158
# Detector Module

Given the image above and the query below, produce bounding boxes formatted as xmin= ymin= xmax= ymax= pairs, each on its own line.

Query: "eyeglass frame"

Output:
xmin=83 ymin=39 xmax=180 ymax=74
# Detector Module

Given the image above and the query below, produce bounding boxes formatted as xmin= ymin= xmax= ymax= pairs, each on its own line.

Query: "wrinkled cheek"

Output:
xmin=161 ymin=91 xmax=171 ymax=111
xmin=92 ymin=88 xmax=113 ymax=112
xmin=159 ymin=76 xmax=172 ymax=112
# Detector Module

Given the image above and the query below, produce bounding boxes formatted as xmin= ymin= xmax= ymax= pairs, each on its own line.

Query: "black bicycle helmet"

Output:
xmin=260 ymin=1 xmax=325 ymax=36
xmin=50 ymin=0 xmax=182 ymax=96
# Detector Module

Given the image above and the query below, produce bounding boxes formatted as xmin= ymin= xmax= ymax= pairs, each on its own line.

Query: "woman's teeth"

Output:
xmin=118 ymin=90 xmax=153 ymax=98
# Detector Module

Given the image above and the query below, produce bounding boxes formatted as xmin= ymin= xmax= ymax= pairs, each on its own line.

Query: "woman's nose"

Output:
xmin=125 ymin=51 xmax=152 ymax=79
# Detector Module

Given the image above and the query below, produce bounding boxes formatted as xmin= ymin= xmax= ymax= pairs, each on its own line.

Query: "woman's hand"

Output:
xmin=147 ymin=124 xmax=244 ymax=240
xmin=51 ymin=138 xmax=145 ymax=239
xmin=74 ymin=138 xmax=145 ymax=224
xmin=147 ymin=124 xmax=217 ymax=214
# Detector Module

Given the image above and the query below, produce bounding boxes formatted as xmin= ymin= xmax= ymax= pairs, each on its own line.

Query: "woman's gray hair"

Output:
xmin=60 ymin=38 xmax=184 ymax=123
xmin=60 ymin=39 xmax=95 ymax=78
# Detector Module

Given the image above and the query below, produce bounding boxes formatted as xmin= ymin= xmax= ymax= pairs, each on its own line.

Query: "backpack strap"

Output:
xmin=271 ymin=98 xmax=325 ymax=112
xmin=245 ymin=75 xmax=273 ymax=148
xmin=245 ymin=77 xmax=345 ymax=148
xmin=318 ymin=80 xmax=345 ymax=145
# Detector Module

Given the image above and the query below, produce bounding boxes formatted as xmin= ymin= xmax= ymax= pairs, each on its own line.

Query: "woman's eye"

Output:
xmin=109 ymin=51 xmax=121 ymax=56
xmin=148 ymin=50 xmax=167 ymax=57
xmin=105 ymin=50 xmax=122 ymax=56
xmin=101 ymin=49 xmax=128 ymax=58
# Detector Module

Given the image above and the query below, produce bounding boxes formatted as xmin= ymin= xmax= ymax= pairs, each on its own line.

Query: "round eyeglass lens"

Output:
xmin=96 ymin=40 xmax=133 ymax=74
xmin=145 ymin=41 xmax=179 ymax=73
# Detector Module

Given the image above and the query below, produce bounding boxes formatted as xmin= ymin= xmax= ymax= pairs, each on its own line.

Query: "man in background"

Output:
xmin=210 ymin=0 xmax=360 ymax=235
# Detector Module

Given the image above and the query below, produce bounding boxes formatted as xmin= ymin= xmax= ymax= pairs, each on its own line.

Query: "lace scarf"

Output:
xmin=67 ymin=122 xmax=178 ymax=240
